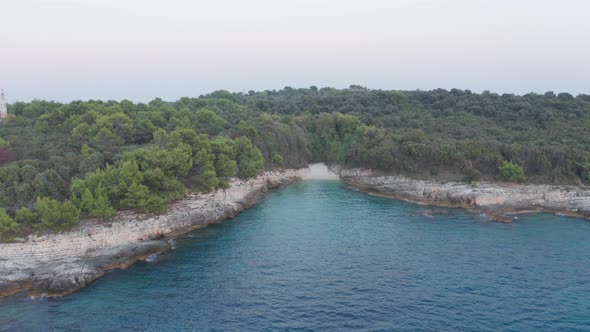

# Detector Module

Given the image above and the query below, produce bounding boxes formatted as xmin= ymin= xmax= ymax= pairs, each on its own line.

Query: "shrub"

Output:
xmin=497 ymin=160 xmax=526 ymax=182
xmin=272 ymin=153 xmax=284 ymax=168
xmin=34 ymin=197 xmax=80 ymax=231
xmin=15 ymin=207 xmax=37 ymax=224
xmin=0 ymin=208 xmax=19 ymax=240
xmin=234 ymin=137 xmax=264 ymax=178
xmin=463 ymin=169 xmax=481 ymax=183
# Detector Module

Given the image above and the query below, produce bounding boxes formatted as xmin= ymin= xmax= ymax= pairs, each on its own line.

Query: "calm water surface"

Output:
xmin=1 ymin=181 xmax=590 ymax=331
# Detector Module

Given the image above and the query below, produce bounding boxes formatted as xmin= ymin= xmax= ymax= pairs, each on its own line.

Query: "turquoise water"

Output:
xmin=1 ymin=181 xmax=590 ymax=331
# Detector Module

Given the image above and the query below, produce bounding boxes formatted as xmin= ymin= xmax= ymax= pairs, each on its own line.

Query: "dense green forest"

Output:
xmin=1 ymin=87 xmax=589 ymax=238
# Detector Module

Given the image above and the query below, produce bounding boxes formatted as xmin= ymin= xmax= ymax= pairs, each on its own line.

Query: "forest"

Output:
xmin=1 ymin=86 xmax=589 ymax=238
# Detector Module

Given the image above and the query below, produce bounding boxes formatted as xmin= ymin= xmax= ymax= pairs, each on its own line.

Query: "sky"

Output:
xmin=1 ymin=0 xmax=589 ymax=102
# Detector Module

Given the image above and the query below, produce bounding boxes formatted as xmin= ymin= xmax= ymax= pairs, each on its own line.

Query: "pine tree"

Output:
xmin=0 ymin=208 xmax=19 ymax=239
xmin=34 ymin=197 xmax=80 ymax=231
xmin=91 ymin=192 xmax=116 ymax=218
xmin=121 ymin=183 xmax=151 ymax=211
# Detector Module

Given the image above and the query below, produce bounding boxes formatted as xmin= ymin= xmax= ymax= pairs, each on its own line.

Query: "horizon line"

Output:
xmin=3 ymin=86 xmax=589 ymax=104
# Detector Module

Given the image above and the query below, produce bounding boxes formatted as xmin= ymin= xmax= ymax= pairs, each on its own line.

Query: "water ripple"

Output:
xmin=1 ymin=181 xmax=589 ymax=331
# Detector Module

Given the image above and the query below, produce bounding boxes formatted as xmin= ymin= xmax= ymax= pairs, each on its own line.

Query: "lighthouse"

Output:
xmin=0 ymin=90 xmax=7 ymax=119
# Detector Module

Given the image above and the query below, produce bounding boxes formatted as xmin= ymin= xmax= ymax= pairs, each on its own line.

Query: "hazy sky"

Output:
xmin=1 ymin=0 xmax=589 ymax=102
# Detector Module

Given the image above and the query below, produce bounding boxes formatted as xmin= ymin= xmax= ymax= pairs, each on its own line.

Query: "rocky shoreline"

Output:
xmin=0 ymin=170 xmax=303 ymax=299
xmin=3 ymin=165 xmax=589 ymax=299
xmin=338 ymin=168 xmax=590 ymax=222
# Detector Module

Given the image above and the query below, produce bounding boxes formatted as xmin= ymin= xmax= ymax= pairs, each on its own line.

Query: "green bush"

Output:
xmin=463 ymin=169 xmax=481 ymax=183
xmin=0 ymin=137 xmax=10 ymax=148
xmin=0 ymin=208 xmax=19 ymax=240
xmin=497 ymin=160 xmax=526 ymax=183
xmin=272 ymin=153 xmax=284 ymax=168
xmin=15 ymin=207 xmax=37 ymax=224
xmin=121 ymin=183 xmax=167 ymax=213
xmin=234 ymin=137 xmax=264 ymax=178
xmin=34 ymin=197 xmax=80 ymax=231
xmin=215 ymin=154 xmax=237 ymax=189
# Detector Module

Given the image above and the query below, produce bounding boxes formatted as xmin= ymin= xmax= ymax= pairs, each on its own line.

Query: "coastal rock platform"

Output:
xmin=340 ymin=168 xmax=590 ymax=222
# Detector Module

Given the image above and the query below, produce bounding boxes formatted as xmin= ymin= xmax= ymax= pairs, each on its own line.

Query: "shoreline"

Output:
xmin=2 ymin=164 xmax=590 ymax=299
xmin=339 ymin=168 xmax=590 ymax=223
xmin=0 ymin=169 xmax=304 ymax=299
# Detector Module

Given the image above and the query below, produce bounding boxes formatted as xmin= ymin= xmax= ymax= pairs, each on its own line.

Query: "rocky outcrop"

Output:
xmin=340 ymin=168 xmax=590 ymax=222
xmin=0 ymin=170 xmax=303 ymax=298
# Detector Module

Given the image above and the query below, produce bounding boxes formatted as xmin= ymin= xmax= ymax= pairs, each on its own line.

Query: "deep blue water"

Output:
xmin=1 ymin=181 xmax=590 ymax=332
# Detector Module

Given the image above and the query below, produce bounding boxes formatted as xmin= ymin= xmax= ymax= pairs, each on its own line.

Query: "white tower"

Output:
xmin=0 ymin=90 xmax=7 ymax=119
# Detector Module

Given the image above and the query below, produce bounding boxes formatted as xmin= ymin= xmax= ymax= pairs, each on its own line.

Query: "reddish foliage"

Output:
xmin=0 ymin=147 xmax=16 ymax=164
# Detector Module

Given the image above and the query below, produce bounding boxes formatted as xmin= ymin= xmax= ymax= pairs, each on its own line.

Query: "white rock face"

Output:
xmin=301 ymin=163 xmax=340 ymax=180
xmin=0 ymin=170 xmax=304 ymax=298
xmin=341 ymin=169 xmax=590 ymax=221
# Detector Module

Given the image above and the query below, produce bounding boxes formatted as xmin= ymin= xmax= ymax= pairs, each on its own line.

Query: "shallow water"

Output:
xmin=1 ymin=181 xmax=589 ymax=331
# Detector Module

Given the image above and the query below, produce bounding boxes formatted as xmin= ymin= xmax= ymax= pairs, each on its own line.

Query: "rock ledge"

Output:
xmin=340 ymin=168 xmax=590 ymax=222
